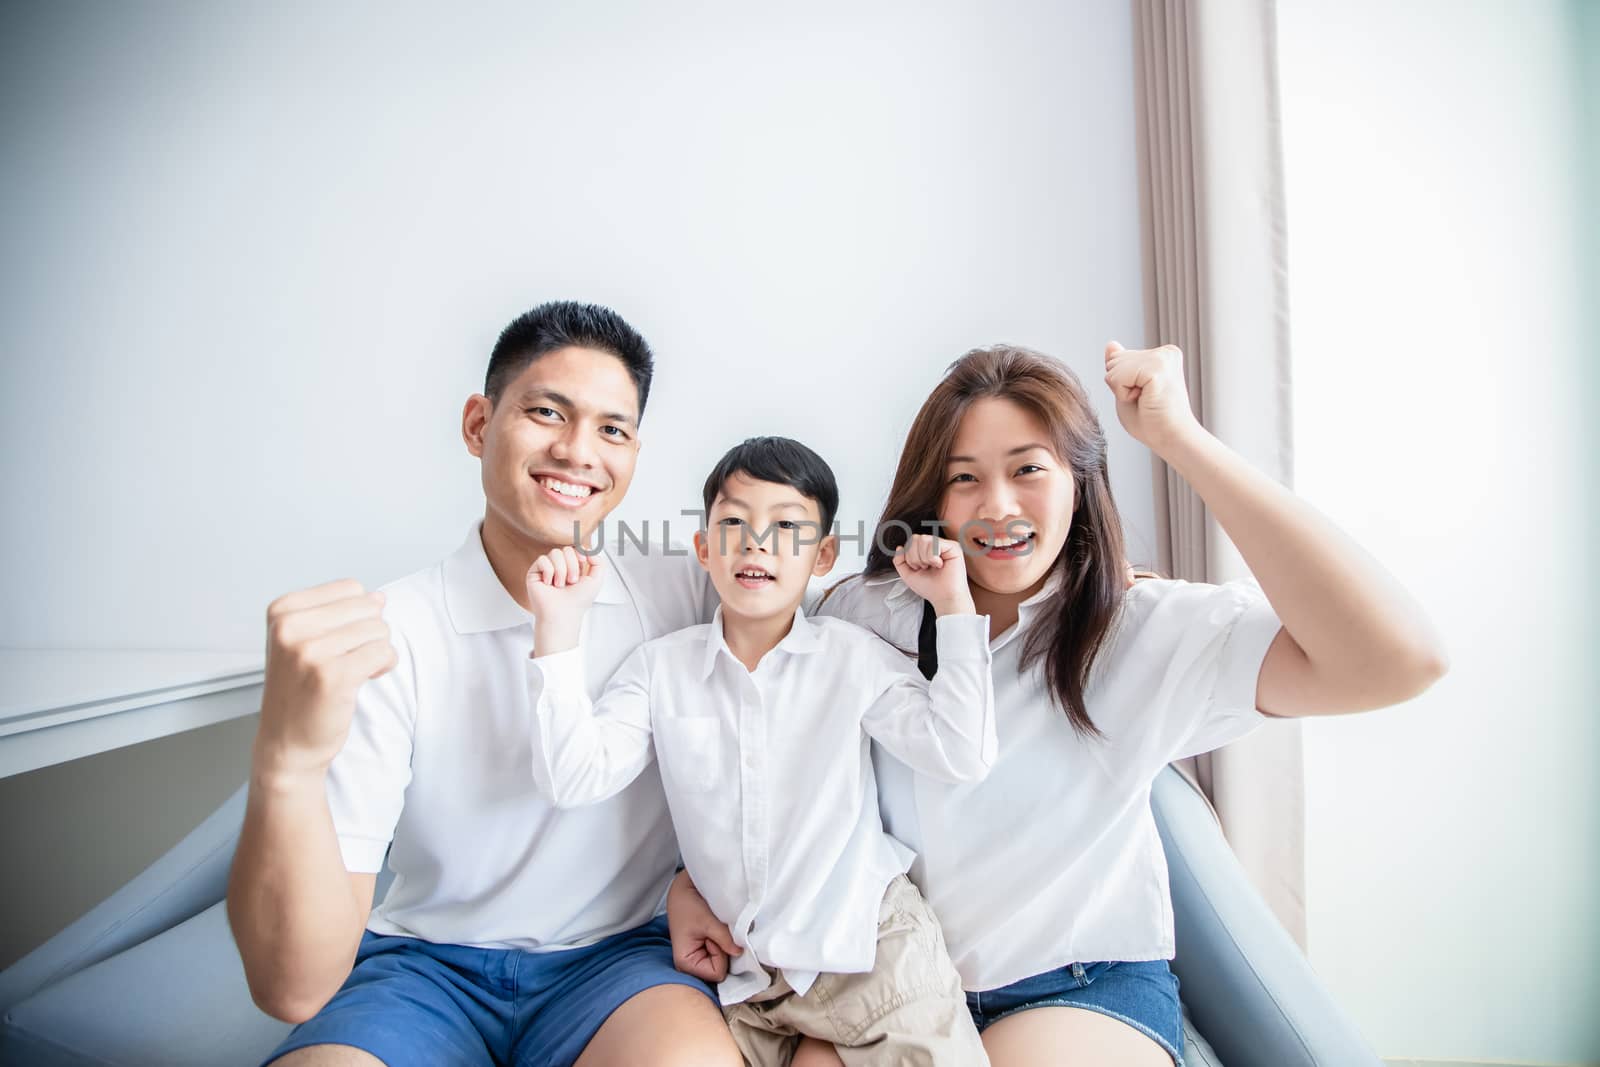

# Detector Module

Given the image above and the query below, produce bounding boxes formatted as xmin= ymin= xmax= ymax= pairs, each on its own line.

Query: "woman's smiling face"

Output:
xmin=939 ymin=396 xmax=1075 ymax=598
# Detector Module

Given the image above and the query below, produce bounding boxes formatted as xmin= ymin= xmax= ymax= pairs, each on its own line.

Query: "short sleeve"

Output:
xmin=1099 ymin=579 xmax=1282 ymax=766
xmin=1177 ymin=585 xmax=1286 ymax=758
xmin=1165 ymin=581 xmax=1283 ymax=761
xmin=324 ymin=611 xmax=418 ymax=874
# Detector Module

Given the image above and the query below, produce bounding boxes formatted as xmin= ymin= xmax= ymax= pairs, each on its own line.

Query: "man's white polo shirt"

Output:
xmin=324 ymin=521 xmax=717 ymax=951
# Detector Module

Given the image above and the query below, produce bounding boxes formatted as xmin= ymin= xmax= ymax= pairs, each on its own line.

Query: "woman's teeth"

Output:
xmin=976 ymin=532 xmax=1036 ymax=548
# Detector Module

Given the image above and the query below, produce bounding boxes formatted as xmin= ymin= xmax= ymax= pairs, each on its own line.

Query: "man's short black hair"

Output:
xmin=484 ymin=301 xmax=653 ymax=418
xmin=702 ymin=436 xmax=840 ymax=534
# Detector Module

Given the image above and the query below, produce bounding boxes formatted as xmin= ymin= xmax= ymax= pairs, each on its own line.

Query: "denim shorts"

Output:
xmin=262 ymin=915 xmax=717 ymax=1067
xmin=966 ymin=959 xmax=1184 ymax=1066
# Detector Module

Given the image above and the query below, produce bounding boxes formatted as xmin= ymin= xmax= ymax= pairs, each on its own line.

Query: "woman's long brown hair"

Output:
xmin=861 ymin=345 xmax=1129 ymax=737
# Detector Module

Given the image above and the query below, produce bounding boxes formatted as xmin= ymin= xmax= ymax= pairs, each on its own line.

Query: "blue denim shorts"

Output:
xmin=966 ymin=959 xmax=1184 ymax=1066
xmin=262 ymin=916 xmax=717 ymax=1067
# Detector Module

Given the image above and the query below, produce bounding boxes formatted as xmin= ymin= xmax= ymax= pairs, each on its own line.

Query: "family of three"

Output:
xmin=226 ymin=301 xmax=1445 ymax=1067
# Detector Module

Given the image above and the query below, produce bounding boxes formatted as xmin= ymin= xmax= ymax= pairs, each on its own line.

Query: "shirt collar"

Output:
xmin=699 ymin=604 xmax=825 ymax=680
xmin=442 ymin=521 xmax=627 ymax=636
xmin=1018 ymin=566 xmax=1067 ymax=613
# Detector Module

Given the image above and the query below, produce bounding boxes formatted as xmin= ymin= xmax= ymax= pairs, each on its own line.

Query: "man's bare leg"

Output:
xmin=268 ymin=1045 xmax=385 ymax=1066
xmin=574 ymin=983 xmax=741 ymax=1067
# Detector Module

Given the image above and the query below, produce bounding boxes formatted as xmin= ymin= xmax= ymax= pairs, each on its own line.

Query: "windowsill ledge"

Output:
xmin=0 ymin=649 xmax=265 ymax=778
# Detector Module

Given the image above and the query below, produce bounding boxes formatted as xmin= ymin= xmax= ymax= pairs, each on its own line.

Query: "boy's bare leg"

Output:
xmin=792 ymin=1036 xmax=845 ymax=1066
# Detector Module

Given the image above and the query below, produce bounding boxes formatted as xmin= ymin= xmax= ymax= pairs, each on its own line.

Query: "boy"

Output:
xmin=522 ymin=436 xmax=995 ymax=1066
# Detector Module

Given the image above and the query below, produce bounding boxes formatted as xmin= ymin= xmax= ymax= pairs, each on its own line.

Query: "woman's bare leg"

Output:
xmin=982 ymin=1005 xmax=1174 ymax=1066
xmin=760 ymin=998 xmax=1178 ymax=1065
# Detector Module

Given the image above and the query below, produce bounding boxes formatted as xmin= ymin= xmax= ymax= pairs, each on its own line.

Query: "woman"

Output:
xmin=668 ymin=342 xmax=1445 ymax=1065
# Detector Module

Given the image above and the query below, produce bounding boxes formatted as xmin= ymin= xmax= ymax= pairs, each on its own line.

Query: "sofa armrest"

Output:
xmin=1151 ymin=766 xmax=1380 ymax=1067
xmin=0 ymin=782 xmax=247 ymax=1012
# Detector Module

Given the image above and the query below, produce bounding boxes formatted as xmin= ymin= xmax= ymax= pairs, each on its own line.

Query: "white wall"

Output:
xmin=1278 ymin=1 xmax=1599 ymax=1063
xmin=0 ymin=0 xmax=1156 ymax=657
xmin=0 ymin=0 xmax=1154 ymax=965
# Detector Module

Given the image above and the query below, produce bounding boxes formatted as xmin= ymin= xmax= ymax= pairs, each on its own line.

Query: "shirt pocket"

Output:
xmin=656 ymin=716 xmax=724 ymax=793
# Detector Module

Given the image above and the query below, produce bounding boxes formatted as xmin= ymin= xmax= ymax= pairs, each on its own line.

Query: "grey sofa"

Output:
xmin=0 ymin=767 xmax=1379 ymax=1066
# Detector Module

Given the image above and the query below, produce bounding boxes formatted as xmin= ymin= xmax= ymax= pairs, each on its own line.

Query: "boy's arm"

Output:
xmin=525 ymin=644 xmax=656 ymax=807
xmin=525 ymin=548 xmax=654 ymax=806
xmin=859 ymin=614 xmax=997 ymax=784
xmin=859 ymin=533 xmax=996 ymax=784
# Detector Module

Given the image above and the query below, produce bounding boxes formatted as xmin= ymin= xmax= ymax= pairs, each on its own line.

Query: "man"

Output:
xmin=226 ymin=302 xmax=741 ymax=1067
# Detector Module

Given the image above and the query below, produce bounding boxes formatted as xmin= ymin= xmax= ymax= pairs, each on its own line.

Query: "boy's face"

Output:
xmin=464 ymin=346 xmax=641 ymax=549
xmin=694 ymin=471 xmax=838 ymax=625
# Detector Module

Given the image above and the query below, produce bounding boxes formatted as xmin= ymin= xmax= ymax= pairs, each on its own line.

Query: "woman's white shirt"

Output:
xmin=814 ymin=571 xmax=1282 ymax=992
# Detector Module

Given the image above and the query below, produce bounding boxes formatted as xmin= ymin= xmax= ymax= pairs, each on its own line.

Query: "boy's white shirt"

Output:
xmin=525 ymin=604 xmax=996 ymax=1005
xmin=324 ymin=522 xmax=717 ymax=951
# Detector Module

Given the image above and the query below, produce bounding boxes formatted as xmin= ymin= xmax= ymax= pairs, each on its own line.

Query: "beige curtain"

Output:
xmin=1132 ymin=0 xmax=1307 ymax=949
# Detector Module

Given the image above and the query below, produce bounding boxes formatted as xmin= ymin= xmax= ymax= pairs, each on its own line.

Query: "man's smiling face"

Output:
xmin=466 ymin=345 xmax=642 ymax=550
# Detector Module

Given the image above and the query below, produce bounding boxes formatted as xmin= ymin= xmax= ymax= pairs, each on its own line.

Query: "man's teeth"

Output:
xmin=539 ymin=477 xmax=594 ymax=499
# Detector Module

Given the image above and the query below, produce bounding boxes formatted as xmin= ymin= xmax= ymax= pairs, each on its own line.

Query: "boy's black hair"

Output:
xmin=702 ymin=436 xmax=840 ymax=534
xmin=484 ymin=301 xmax=653 ymax=418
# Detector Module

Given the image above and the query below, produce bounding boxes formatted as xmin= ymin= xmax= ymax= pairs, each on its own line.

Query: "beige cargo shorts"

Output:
xmin=722 ymin=873 xmax=989 ymax=1066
